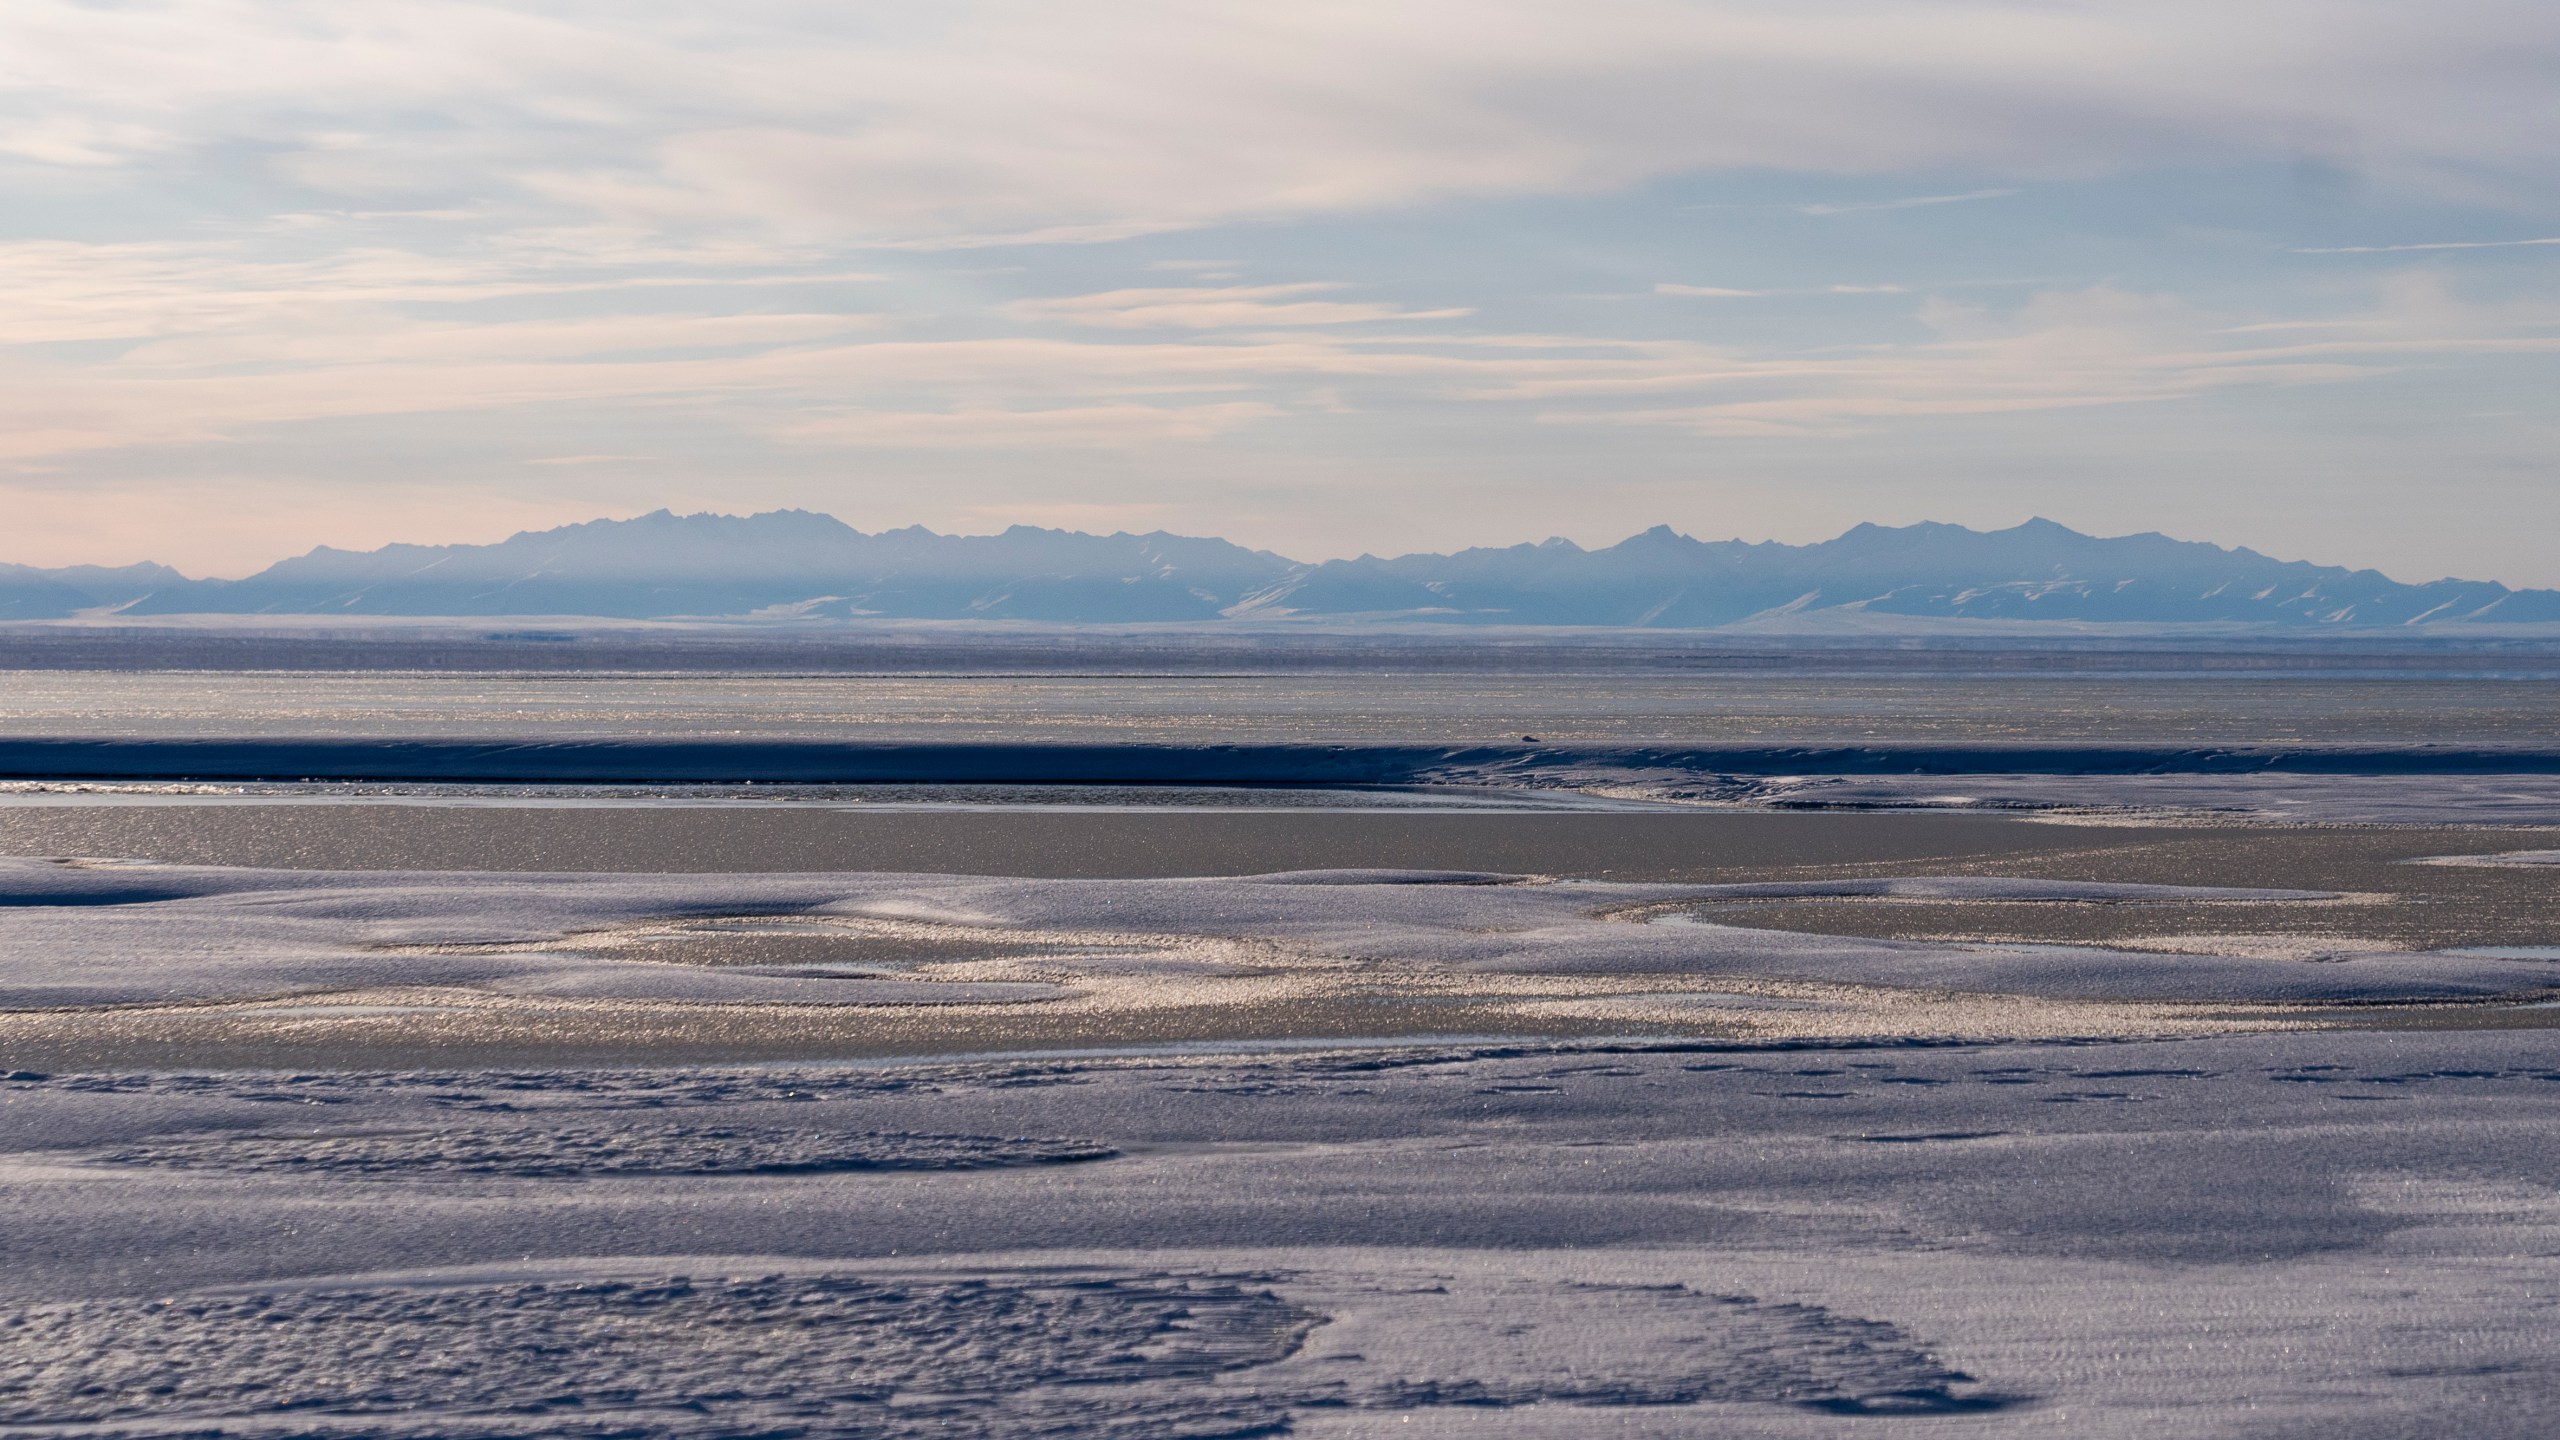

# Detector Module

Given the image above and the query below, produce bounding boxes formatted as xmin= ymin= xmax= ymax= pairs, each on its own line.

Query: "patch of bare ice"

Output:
xmin=2412 ymin=850 xmax=2560 ymax=868
xmin=82 ymin=1124 xmax=1115 ymax=1178
xmin=0 ymin=1264 xmax=2000 ymax=1435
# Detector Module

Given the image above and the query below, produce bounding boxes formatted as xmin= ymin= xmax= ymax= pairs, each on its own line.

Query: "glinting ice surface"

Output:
xmin=2414 ymin=849 xmax=2560 ymax=867
xmin=0 ymin=856 xmax=2545 ymax=1007
xmin=14 ymin=1037 xmax=2560 ymax=1434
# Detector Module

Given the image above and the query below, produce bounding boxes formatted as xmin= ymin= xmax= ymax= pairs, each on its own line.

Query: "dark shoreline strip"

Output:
xmin=4 ymin=739 xmax=2560 ymax=785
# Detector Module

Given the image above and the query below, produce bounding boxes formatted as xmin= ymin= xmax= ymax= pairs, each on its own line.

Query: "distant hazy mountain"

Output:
xmin=17 ymin=510 xmax=2558 ymax=627
xmin=1233 ymin=518 xmax=2560 ymax=627
xmin=0 ymin=561 xmax=189 ymax=621
xmin=120 ymin=511 xmax=1297 ymax=622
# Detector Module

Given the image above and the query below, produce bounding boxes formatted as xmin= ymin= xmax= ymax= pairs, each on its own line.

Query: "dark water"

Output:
xmin=9 ymin=668 xmax=2560 ymax=746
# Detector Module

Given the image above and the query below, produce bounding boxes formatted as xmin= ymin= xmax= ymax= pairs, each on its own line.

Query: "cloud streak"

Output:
xmin=2295 ymin=237 xmax=2560 ymax=254
xmin=3 ymin=226 xmax=2546 ymax=471
xmin=1796 ymin=189 xmax=2019 ymax=216
xmin=1004 ymin=284 xmax=1471 ymax=329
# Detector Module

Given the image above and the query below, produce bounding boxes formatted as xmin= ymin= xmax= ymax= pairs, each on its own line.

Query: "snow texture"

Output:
xmin=13 ymin=1033 xmax=2560 ymax=1434
xmin=0 ymin=857 xmax=2544 ymax=1008
xmin=0 ymin=1269 xmax=1323 ymax=1436
xmin=2413 ymin=849 xmax=2560 ymax=867
xmin=83 ymin=1124 xmax=1115 ymax=1178
xmin=0 ymin=1268 xmax=1989 ymax=1435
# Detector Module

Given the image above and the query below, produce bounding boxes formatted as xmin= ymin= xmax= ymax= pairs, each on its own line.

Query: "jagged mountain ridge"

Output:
xmin=13 ymin=511 xmax=2557 ymax=627
xmin=119 ymin=511 xmax=1297 ymax=623
xmin=1243 ymin=518 xmax=2560 ymax=627
xmin=0 ymin=561 xmax=189 ymax=622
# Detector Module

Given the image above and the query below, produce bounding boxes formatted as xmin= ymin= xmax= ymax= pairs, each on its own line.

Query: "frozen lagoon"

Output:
xmin=13 ymin=1032 xmax=2560 ymax=1435
xmin=4 ymin=788 xmax=2560 ymax=1435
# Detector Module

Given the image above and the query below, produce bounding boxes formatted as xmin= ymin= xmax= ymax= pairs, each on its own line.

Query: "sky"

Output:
xmin=4 ymin=1 xmax=2558 ymax=583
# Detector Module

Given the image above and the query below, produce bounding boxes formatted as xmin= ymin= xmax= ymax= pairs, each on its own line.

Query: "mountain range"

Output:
xmin=7 ymin=510 xmax=2558 ymax=628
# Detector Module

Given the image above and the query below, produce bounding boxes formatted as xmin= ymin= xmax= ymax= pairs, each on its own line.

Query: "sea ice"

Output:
xmin=0 ymin=858 xmax=2540 ymax=1009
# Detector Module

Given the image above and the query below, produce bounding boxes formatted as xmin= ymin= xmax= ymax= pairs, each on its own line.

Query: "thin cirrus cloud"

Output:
xmin=1005 ymin=284 xmax=1474 ymax=329
xmin=1795 ymin=188 xmax=2020 ymax=216
xmin=2294 ymin=237 xmax=2560 ymax=254
xmin=1655 ymin=283 xmax=1907 ymax=297
xmin=0 ymin=266 xmax=2528 ymax=466
xmin=1551 ymin=279 xmax=2560 ymax=435
xmin=7 ymin=2 xmax=2558 ymax=243
xmin=779 ymin=402 xmax=1287 ymax=449
xmin=0 ymin=225 xmax=2547 ymax=452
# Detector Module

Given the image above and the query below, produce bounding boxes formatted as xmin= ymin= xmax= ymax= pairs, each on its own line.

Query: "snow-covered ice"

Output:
xmin=11 ymin=1034 xmax=2560 ymax=1435
xmin=2414 ymin=848 xmax=2560 ymax=867
xmin=7 ymin=816 xmax=2560 ymax=1435
xmin=0 ymin=858 xmax=2544 ymax=1013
